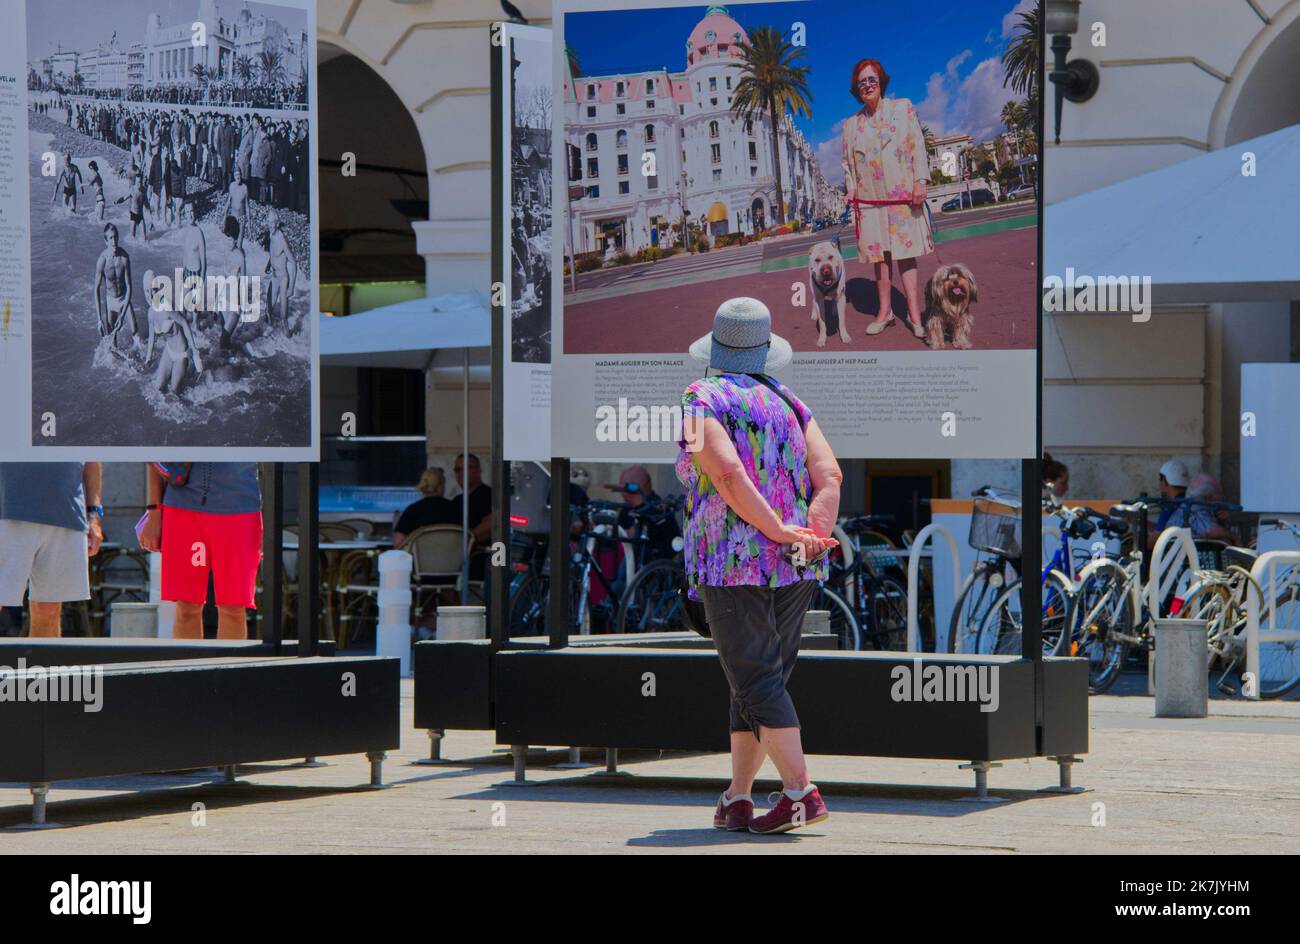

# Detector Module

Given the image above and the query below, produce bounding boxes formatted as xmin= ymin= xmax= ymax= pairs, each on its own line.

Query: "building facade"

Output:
xmin=1044 ymin=0 xmax=1300 ymax=502
xmin=145 ymin=0 xmax=308 ymax=86
xmin=562 ymin=5 xmax=833 ymax=257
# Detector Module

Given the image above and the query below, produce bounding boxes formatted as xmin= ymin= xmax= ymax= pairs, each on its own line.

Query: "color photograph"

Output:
xmin=559 ymin=0 xmax=1038 ymax=355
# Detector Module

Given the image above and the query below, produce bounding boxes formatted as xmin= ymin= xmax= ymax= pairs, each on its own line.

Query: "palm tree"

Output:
xmin=731 ymin=25 xmax=812 ymax=226
xmin=192 ymin=63 xmax=209 ymax=85
xmin=1001 ymin=5 xmax=1039 ymax=98
xmin=1000 ymin=99 xmax=1025 ymax=133
xmin=565 ymin=43 xmax=582 ymax=79
xmin=258 ymin=48 xmax=284 ymax=87
xmin=234 ymin=54 xmax=254 ymax=86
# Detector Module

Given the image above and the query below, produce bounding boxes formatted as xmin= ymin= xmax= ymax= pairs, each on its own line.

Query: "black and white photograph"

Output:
xmin=508 ymin=26 xmax=552 ymax=365
xmin=23 ymin=0 xmax=316 ymax=450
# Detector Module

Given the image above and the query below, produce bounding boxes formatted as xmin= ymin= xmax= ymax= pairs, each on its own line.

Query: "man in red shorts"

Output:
xmin=137 ymin=463 xmax=262 ymax=639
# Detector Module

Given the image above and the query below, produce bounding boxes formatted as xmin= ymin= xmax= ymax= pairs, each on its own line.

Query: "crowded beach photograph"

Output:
xmin=24 ymin=0 xmax=315 ymax=449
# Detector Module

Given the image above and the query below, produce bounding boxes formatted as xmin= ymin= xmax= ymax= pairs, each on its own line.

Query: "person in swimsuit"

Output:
xmin=93 ymin=223 xmax=134 ymax=344
xmin=51 ymin=153 xmax=83 ymax=215
xmin=220 ymin=217 xmax=249 ymax=352
xmin=143 ymin=267 xmax=202 ymax=395
xmin=128 ymin=162 xmax=148 ymax=240
xmin=266 ymin=209 xmax=298 ymax=334
xmin=223 ymin=167 xmax=250 ymax=251
xmin=179 ymin=202 xmax=207 ymax=320
xmin=87 ymin=161 xmax=105 ymax=221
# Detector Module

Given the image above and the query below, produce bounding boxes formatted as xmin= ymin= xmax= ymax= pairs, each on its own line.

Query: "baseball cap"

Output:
xmin=1159 ymin=459 xmax=1190 ymax=488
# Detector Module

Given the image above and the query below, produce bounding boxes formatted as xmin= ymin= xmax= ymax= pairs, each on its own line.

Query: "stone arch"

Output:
xmin=1209 ymin=0 xmax=1300 ymax=147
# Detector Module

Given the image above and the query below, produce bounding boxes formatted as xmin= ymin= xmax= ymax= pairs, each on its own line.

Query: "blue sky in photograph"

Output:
xmin=565 ymin=0 xmax=1035 ymax=184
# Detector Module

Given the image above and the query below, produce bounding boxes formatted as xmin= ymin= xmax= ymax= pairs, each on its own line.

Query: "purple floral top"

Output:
xmin=675 ymin=373 xmax=826 ymax=600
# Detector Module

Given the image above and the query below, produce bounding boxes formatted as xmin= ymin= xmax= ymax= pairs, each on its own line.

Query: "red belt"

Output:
xmin=846 ymin=197 xmax=940 ymax=265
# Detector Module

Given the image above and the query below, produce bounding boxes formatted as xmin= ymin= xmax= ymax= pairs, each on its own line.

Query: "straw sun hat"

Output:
xmin=688 ymin=297 xmax=792 ymax=374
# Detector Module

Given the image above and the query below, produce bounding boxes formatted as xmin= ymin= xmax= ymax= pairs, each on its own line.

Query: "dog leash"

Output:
xmin=847 ymin=198 xmax=945 ymax=267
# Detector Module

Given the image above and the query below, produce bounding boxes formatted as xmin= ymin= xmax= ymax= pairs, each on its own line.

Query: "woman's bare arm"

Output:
xmin=687 ymin=414 xmax=816 ymax=547
xmin=803 ymin=419 xmax=842 ymax=539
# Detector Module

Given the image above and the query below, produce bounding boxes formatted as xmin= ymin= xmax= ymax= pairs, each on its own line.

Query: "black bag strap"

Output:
xmin=750 ymin=374 xmax=812 ymax=506
xmin=752 ymin=373 xmax=807 ymax=432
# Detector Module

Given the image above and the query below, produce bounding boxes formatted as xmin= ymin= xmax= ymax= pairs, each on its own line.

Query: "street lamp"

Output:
xmin=1046 ymin=0 xmax=1099 ymax=145
xmin=679 ymin=170 xmax=692 ymax=252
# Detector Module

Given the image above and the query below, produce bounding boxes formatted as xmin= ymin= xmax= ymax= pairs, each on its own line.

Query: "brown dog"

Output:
xmin=807 ymin=239 xmax=850 ymax=346
xmin=924 ymin=263 xmax=978 ymax=350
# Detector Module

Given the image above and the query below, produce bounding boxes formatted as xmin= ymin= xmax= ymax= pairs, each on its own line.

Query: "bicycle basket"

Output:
xmin=1223 ymin=545 xmax=1259 ymax=573
xmin=969 ymin=498 xmax=1021 ymax=558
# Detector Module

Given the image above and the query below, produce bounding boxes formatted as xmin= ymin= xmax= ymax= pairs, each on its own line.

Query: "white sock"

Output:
xmin=783 ymin=783 xmax=815 ymax=801
xmin=722 ymin=790 xmax=751 ymax=805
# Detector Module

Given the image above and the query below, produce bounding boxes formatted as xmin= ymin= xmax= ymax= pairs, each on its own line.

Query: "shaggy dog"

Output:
xmin=807 ymin=239 xmax=850 ymax=346
xmin=924 ymin=263 xmax=978 ymax=350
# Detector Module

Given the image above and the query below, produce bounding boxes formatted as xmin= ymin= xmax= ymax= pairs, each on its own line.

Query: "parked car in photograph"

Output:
xmin=1006 ymin=183 xmax=1036 ymax=200
xmin=941 ymin=188 xmax=996 ymax=212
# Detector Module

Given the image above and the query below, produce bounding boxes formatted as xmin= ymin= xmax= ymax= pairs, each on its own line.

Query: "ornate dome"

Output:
xmin=686 ymin=5 xmax=748 ymax=65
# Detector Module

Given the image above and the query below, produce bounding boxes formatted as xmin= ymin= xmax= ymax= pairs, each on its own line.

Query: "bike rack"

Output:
xmin=1243 ymin=551 xmax=1300 ymax=701
xmin=1146 ymin=527 xmax=1201 ymax=621
xmin=907 ymin=524 xmax=962 ymax=652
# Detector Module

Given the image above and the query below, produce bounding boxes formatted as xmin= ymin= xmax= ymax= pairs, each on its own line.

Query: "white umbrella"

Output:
xmin=1045 ymin=122 xmax=1300 ymax=305
xmin=319 ymin=291 xmax=490 ymax=600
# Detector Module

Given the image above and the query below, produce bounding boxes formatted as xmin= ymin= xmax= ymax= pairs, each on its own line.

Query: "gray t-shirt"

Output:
xmin=0 ymin=462 xmax=87 ymax=532
xmin=162 ymin=462 xmax=261 ymax=515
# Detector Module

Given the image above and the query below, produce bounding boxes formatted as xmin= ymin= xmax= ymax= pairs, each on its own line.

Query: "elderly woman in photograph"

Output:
xmin=677 ymin=297 xmax=843 ymax=835
xmin=841 ymin=58 xmax=934 ymax=339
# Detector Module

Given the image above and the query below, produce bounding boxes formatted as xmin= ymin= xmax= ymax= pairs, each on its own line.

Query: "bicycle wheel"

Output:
xmin=614 ymin=559 xmax=686 ymax=634
xmin=949 ymin=561 xmax=1007 ymax=653
xmin=508 ymin=572 xmax=548 ymax=637
xmin=1069 ymin=561 xmax=1135 ymax=693
xmin=1256 ymin=583 xmax=1300 ymax=698
xmin=810 ymin=584 xmax=860 ymax=651
xmin=975 ymin=569 xmax=1073 ymax=656
xmin=1179 ymin=581 xmax=1231 ymax=652
xmin=862 ymin=576 xmax=909 ymax=651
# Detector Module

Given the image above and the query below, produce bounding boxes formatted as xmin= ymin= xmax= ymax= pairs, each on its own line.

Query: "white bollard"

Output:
xmin=1152 ymin=619 xmax=1208 ymax=718
xmin=802 ymin=609 xmax=831 ymax=635
xmin=376 ymin=550 xmax=414 ymax=676
xmin=149 ymin=551 xmax=176 ymax=639
xmin=110 ymin=601 xmax=160 ymax=637
xmin=437 ymin=606 xmax=487 ymax=640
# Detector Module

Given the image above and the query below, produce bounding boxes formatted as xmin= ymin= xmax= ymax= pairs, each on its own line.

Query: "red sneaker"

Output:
xmin=749 ymin=787 xmax=829 ymax=834
xmin=712 ymin=791 xmax=754 ymax=831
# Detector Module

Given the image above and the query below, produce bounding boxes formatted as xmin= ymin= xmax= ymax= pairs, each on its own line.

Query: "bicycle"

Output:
xmin=1178 ymin=519 xmax=1300 ymax=698
xmin=825 ymin=513 xmax=915 ymax=651
xmin=1064 ymin=497 xmax=1243 ymax=692
xmin=614 ymin=496 xmax=691 ymax=634
xmin=976 ymin=500 xmax=1120 ymax=657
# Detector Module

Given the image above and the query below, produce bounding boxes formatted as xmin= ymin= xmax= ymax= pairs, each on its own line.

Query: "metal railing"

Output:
xmin=1244 ymin=550 xmax=1300 ymax=701
xmin=907 ymin=524 xmax=961 ymax=652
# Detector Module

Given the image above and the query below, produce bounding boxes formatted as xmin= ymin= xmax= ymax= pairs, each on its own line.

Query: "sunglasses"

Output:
xmin=856 ymin=77 xmax=881 ymax=89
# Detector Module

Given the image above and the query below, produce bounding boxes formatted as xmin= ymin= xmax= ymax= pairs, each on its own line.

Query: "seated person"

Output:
xmin=607 ymin=464 xmax=681 ymax=562
xmin=394 ymin=467 xmax=458 ymax=547
xmin=1147 ymin=460 xmax=1233 ymax=547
